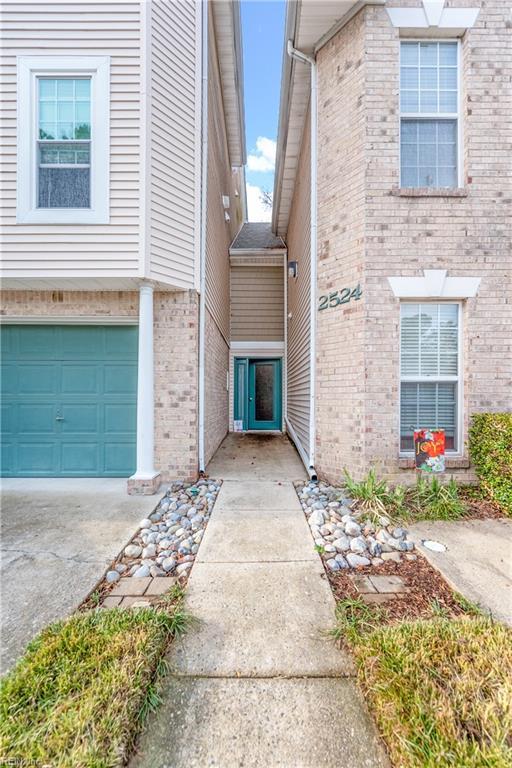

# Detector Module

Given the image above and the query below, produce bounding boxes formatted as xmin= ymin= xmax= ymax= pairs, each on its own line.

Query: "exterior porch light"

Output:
xmin=287 ymin=260 xmax=298 ymax=279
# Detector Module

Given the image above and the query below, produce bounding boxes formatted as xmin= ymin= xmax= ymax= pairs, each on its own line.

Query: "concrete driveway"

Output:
xmin=1 ymin=478 xmax=159 ymax=673
xmin=410 ymin=518 xmax=512 ymax=625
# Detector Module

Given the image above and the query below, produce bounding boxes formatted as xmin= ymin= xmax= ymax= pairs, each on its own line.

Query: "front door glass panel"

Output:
xmin=255 ymin=363 xmax=274 ymax=421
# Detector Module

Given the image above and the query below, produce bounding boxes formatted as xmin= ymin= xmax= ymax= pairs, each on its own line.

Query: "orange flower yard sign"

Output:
xmin=414 ymin=429 xmax=446 ymax=473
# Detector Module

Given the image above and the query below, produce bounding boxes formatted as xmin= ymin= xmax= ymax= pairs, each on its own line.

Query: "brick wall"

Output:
xmin=315 ymin=11 xmax=367 ymax=483
xmin=0 ymin=289 xmax=200 ymax=481
xmin=313 ymin=0 xmax=511 ymax=484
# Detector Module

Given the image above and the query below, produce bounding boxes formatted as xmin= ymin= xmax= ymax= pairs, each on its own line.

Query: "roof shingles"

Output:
xmin=230 ymin=223 xmax=286 ymax=251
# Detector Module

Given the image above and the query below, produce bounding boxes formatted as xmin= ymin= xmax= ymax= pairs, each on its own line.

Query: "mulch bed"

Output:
xmin=327 ymin=555 xmax=471 ymax=624
xmin=459 ymin=491 xmax=506 ymax=520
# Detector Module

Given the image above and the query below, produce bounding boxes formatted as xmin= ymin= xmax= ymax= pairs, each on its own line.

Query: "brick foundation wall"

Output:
xmin=204 ymin=308 xmax=229 ymax=465
xmin=313 ymin=0 xmax=511 ymax=485
xmin=0 ymin=289 xmax=200 ymax=482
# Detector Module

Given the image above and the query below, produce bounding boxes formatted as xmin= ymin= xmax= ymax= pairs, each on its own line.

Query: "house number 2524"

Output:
xmin=318 ymin=284 xmax=363 ymax=311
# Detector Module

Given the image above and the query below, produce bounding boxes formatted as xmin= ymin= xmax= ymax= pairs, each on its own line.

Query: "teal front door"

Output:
xmin=234 ymin=358 xmax=282 ymax=431
xmin=1 ymin=325 xmax=138 ymax=477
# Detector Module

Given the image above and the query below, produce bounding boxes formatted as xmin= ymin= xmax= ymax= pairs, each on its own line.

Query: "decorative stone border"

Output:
xmin=295 ymin=480 xmax=417 ymax=571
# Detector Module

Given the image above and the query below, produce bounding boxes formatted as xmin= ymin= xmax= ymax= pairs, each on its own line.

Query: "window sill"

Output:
xmin=391 ymin=188 xmax=468 ymax=198
xmin=398 ymin=456 xmax=470 ymax=470
xmin=16 ymin=208 xmax=109 ymax=225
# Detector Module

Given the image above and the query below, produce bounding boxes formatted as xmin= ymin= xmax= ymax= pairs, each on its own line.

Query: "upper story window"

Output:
xmin=17 ymin=56 xmax=110 ymax=224
xmin=400 ymin=302 xmax=460 ymax=453
xmin=38 ymin=78 xmax=91 ymax=208
xmin=400 ymin=41 xmax=460 ymax=189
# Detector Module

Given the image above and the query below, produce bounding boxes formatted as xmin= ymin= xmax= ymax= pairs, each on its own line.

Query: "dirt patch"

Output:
xmin=328 ymin=555 xmax=471 ymax=623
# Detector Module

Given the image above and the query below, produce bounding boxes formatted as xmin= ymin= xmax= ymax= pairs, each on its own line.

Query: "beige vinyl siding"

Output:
xmin=205 ymin=5 xmax=241 ymax=342
xmin=149 ymin=0 xmax=198 ymax=288
xmin=230 ymin=265 xmax=284 ymax=342
xmin=0 ymin=2 xmax=141 ymax=277
xmin=286 ymin=116 xmax=311 ymax=453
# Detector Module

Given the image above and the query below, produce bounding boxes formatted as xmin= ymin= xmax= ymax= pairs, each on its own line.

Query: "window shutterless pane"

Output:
xmin=400 ymin=382 xmax=457 ymax=450
xmin=57 ymin=79 xmax=74 ymax=98
xmin=439 ymin=42 xmax=458 ymax=65
xmin=400 ymin=119 xmax=457 ymax=188
xmin=401 ymin=42 xmax=419 ymax=65
xmin=37 ymin=76 xmax=92 ymax=209
xmin=401 ymin=67 xmax=418 ymax=89
xmin=420 ymin=42 xmax=438 ymax=66
xmin=38 ymin=167 xmax=90 ymax=208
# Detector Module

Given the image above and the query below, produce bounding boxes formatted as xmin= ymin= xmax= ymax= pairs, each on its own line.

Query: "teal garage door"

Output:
xmin=1 ymin=325 xmax=138 ymax=477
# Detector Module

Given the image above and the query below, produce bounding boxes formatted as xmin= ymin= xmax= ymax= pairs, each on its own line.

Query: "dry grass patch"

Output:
xmin=0 ymin=593 xmax=189 ymax=768
xmin=352 ymin=616 xmax=512 ymax=767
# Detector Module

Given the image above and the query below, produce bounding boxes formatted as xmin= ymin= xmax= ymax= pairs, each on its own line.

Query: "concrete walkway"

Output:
xmin=1 ymin=478 xmax=158 ymax=673
xmin=410 ymin=517 xmax=512 ymax=625
xmin=132 ymin=434 xmax=389 ymax=768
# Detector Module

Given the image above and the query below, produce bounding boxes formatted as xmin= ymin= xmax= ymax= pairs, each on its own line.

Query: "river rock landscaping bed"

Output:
xmin=295 ymin=480 xmax=417 ymax=571
xmin=107 ymin=478 xmax=221 ymax=584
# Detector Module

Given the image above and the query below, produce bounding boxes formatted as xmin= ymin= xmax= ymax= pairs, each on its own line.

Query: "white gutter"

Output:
xmin=287 ymin=41 xmax=318 ymax=480
xmin=198 ymin=0 xmax=208 ymax=474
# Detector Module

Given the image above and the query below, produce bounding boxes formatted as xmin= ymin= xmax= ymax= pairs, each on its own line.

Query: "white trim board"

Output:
xmin=230 ymin=341 xmax=284 ymax=352
xmin=387 ymin=0 xmax=479 ymax=32
xmin=0 ymin=316 xmax=138 ymax=325
xmin=388 ymin=269 xmax=481 ymax=299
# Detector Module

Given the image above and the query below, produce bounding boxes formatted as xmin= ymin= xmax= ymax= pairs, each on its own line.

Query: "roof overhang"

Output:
xmin=272 ymin=0 xmax=385 ymax=236
xmin=211 ymin=0 xmax=246 ymax=166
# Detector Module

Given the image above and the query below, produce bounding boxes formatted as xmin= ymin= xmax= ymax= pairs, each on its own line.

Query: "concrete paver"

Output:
xmin=171 ymin=560 xmax=354 ymax=677
xmin=1 ymin=478 xmax=158 ymax=673
xmin=196 ymin=505 xmax=317 ymax=563
xmin=131 ymin=678 xmax=389 ymax=768
xmin=410 ymin=518 xmax=512 ymax=625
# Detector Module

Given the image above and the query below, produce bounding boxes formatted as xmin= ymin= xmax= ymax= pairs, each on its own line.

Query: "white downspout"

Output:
xmin=287 ymin=41 xmax=318 ymax=480
xmin=198 ymin=0 xmax=208 ymax=474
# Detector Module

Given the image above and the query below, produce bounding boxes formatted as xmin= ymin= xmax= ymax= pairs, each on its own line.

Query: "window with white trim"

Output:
xmin=17 ymin=56 xmax=110 ymax=224
xmin=400 ymin=303 xmax=460 ymax=452
xmin=400 ymin=41 xmax=459 ymax=188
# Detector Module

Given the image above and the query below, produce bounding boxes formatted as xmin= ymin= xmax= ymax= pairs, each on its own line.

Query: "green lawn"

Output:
xmin=348 ymin=614 xmax=512 ymax=767
xmin=0 ymin=598 xmax=188 ymax=768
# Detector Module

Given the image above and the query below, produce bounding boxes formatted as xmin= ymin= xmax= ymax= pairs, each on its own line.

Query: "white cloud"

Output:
xmin=247 ymin=136 xmax=276 ymax=173
xmin=246 ymin=183 xmax=271 ymax=222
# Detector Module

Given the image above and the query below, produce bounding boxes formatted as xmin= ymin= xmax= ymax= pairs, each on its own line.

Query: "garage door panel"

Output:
xmin=17 ymin=364 xmax=58 ymax=395
xmin=105 ymin=442 xmax=136 ymax=474
xmin=104 ymin=364 xmax=137 ymax=394
xmin=61 ymin=442 xmax=99 ymax=474
xmin=18 ymin=403 xmax=56 ymax=434
xmin=61 ymin=364 xmax=99 ymax=395
xmin=1 ymin=441 xmax=14 ymax=473
xmin=0 ymin=364 xmax=17 ymax=395
xmin=61 ymin=404 xmax=99 ymax=433
xmin=17 ymin=326 xmax=58 ymax=358
xmin=105 ymin=327 xmax=138 ymax=359
xmin=104 ymin=403 xmax=136 ymax=433
xmin=61 ymin=326 xmax=106 ymax=359
xmin=1 ymin=325 xmax=137 ymax=477
xmin=1 ymin=404 xmax=13 ymax=434
xmin=18 ymin=443 xmax=59 ymax=474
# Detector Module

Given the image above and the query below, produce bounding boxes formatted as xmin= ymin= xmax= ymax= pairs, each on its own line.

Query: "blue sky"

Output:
xmin=241 ymin=0 xmax=285 ymax=220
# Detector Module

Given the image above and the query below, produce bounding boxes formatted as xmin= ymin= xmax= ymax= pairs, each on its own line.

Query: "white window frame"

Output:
xmin=17 ymin=56 xmax=110 ymax=224
xmin=399 ymin=40 xmax=462 ymax=189
xmin=399 ymin=300 xmax=463 ymax=456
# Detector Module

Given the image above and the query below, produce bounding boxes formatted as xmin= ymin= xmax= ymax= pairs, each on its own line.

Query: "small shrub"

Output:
xmin=344 ymin=468 xmax=466 ymax=523
xmin=410 ymin=475 xmax=465 ymax=521
xmin=342 ymin=468 xmax=401 ymax=523
xmin=469 ymin=413 xmax=512 ymax=515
